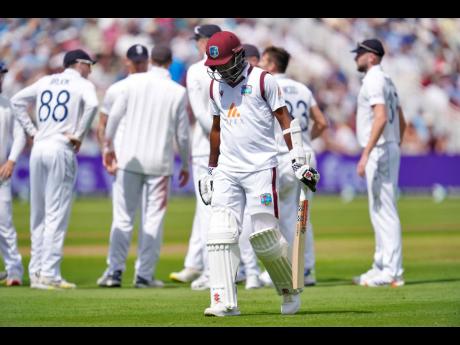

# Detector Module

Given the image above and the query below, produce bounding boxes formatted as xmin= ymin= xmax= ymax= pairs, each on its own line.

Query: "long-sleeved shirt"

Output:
xmin=186 ymin=56 xmax=213 ymax=158
xmin=105 ymin=69 xmax=190 ymax=176
xmin=11 ymin=68 xmax=98 ymax=145
xmin=0 ymin=94 xmax=26 ymax=166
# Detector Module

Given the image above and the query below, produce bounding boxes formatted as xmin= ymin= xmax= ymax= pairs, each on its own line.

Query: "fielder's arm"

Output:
xmin=273 ymin=106 xmax=293 ymax=151
xmin=186 ymin=70 xmax=212 ymax=135
xmin=73 ymin=84 xmax=98 ymax=143
xmin=175 ymin=92 xmax=191 ymax=187
xmin=309 ymin=105 xmax=328 ymax=140
xmin=10 ymin=82 xmax=39 ymax=138
xmin=96 ymin=113 xmax=108 ymax=148
xmin=208 ymin=115 xmax=221 ymax=167
xmin=357 ymin=104 xmax=387 ymax=177
xmin=398 ymin=106 xmax=406 ymax=144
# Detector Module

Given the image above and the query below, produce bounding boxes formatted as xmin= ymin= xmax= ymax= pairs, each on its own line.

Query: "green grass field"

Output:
xmin=1 ymin=195 xmax=459 ymax=326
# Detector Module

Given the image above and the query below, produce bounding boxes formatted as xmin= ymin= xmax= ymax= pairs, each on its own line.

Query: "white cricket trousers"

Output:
xmin=0 ymin=180 xmax=23 ymax=278
xmin=278 ymin=152 xmax=316 ymax=271
xmin=29 ymin=137 xmax=77 ymax=280
xmin=106 ymin=169 xmax=170 ymax=279
xmin=365 ymin=142 xmax=403 ymax=278
xmin=183 ymin=156 xmax=210 ymax=272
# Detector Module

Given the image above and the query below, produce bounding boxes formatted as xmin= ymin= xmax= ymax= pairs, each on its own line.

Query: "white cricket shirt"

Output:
xmin=356 ymin=64 xmax=401 ymax=148
xmin=273 ymin=73 xmax=317 ymax=154
xmin=106 ymin=70 xmax=190 ymax=176
xmin=11 ymin=68 xmax=99 ymax=143
xmin=210 ymin=64 xmax=286 ymax=172
xmin=186 ymin=56 xmax=213 ymax=158
xmin=0 ymin=94 xmax=26 ymax=165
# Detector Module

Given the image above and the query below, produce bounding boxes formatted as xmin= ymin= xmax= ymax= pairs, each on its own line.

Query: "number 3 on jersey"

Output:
xmin=285 ymin=100 xmax=309 ymax=131
xmin=39 ymin=90 xmax=70 ymax=122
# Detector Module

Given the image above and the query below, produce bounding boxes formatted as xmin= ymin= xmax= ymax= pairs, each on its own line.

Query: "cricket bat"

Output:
xmin=290 ymin=118 xmax=309 ymax=290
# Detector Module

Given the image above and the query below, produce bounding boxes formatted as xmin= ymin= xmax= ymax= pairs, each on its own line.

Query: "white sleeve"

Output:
xmin=100 ymin=86 xmax=115 ymax=115
xmin=263 ymin=73 xmax=286 ymax=111
xmin=105 ymin=86 xmax=128 ymax=150
xmin=8 ymin=117 xmax=27 ymax=162
xmin=175 ymin=90 xmax=191 ymax=171
xmin=366 ymin=74 xmax=385 ymax=106
xmin=10 ymin=81 xmax=40 ymax=137
xmin=74 ymin=82 xmax=99 ymax=141
xmin=186 ymin=68 xmax=212 ymax=135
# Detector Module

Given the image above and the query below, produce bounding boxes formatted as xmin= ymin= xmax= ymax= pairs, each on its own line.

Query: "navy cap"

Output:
xmin=0 ymin=61 xmax=8 ymax=73
xmin=127 ymin=44 xmax=149 ymax=62
xmin=63 ymin=49 xmax=97 ymax=68
xmin=191 ymin=24 xmax=221 ymax=40
xmin=351 ymin=39 xmax=385 ymax=57
xmin=151 ymin=45 xmax=172 ymax=64
xmin=243 ymin=44 xmax=260 ymax=59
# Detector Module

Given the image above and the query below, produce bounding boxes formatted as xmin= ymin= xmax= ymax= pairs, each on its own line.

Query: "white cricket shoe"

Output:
xmin=364 ymin=272 xmax=405 ymax=288
xmin=169 ymin=267 xmax=201 ymax=283
xmin=134 ymin=275 xmax=165 ymax=288
xmin=281 ymin=292 xmax=301 ymax=315
xmin=204 ymin=305 xmax=241 ymax=317
xmin=191 ymin=273 xmax=209 ymax=291
xmin=235 ymin=266 xmax=246 ymax=283
xmin=245 ymin=274 xmax=263 ymax=290
xmin=30 ymin=272 xmax=41 ymax=288
xmin=259 ymin=270 xmax=274 ymax=287
xmin=304 ymin=269 xmax=317 ymax=287
xmin=35 ymin=276 xmax=76 ymax=290
xmin=352 ymin=267 xmax=382 ymax=286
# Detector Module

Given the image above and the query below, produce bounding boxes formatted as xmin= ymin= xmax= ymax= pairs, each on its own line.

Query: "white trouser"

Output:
xmin=106 ymin=169 xmax=170 ymax=279
xmin=278 ymin=152 xmax=316 ymax=271
xmin=29 ymin=138 xmax=77 ymax=280
xmin=0 ymin=180 xmax=23 ymax=278
xmin=239 ymin=209 xmax=261 ymax=277
xmin=183 ymin=156 xmax=210 ymax=272
xmin=365 ymin=142 xmax=403 ymax=278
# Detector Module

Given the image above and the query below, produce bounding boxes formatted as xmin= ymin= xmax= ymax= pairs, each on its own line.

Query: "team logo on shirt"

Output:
xmin=241 ymin=84 xmax=252 ymax=95
xmin=209 ymin=46 xmax=219 ymax=58
xmin=260 ymin=193 xmax=273 ymax=206
xmin=227 ymin=102 xmax=240 ymax=118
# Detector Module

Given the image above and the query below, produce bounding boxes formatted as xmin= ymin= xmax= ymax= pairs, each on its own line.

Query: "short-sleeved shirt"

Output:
xmin=274 ymin=74 xmax=317 ymax=154
xmin=356 ymin=64 xmax=401 ymax=148
xmin=210 ymin=64 xmax=286 ymax=172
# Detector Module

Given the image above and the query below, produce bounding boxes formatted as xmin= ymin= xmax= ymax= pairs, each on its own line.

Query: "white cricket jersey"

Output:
xmin=186 ymin=56 xmax=213 ymax=158
xmin=273 ymin=73 xmax=317 ymax=154
xmin=11 ymin=68 xmax=99 ymax=143
xmin=356 ymin=64 xmax=401 ymax=148
xmin=210 ymin=64 xmax=286 ymax=172
xmin=106 ymin=70 xmax=190 ymax=176
xmin=102 ymin=67 xmax=171 ymax=154
xmin=0 ymin=95 xmax=26 ymax=165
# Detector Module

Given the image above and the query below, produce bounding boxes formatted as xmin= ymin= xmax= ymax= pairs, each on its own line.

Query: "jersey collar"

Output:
xmin=273 ymin=73 xmax=287 ymax=79
xmin=63 ymin=68 xmax=82 ymax=77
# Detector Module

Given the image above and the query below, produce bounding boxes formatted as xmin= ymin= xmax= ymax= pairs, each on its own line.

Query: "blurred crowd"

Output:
xmin=1 ymin=18 xmax=460 ymax=156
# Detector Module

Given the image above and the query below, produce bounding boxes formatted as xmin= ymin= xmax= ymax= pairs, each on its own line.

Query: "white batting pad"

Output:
xmin=249 ymin=228 xmax=299 ymax=295
xmin=207 ymin=207 xmax=241 ymax=309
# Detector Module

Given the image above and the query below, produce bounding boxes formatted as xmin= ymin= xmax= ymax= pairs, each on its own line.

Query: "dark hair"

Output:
xmin=263 ymin=46 xmax=290 ymax=73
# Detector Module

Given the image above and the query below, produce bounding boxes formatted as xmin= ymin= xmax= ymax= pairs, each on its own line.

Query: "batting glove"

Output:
xmin=198 ymin=167 xmax=215 ymax=205
xmin=291 ymin=158 xmax=320 ymax=193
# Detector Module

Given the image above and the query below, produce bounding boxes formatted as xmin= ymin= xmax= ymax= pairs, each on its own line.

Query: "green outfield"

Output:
xmin=1 ymin=195 xmax=459 ymax=326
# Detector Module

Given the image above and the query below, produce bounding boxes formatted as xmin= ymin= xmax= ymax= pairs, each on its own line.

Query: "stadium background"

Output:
xmin=1 ymin=18 xmax=459 ymax=326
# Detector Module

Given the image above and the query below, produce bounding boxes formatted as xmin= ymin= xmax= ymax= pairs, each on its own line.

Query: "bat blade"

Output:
xmin=292 ymin=194 xmax=308 ymax=290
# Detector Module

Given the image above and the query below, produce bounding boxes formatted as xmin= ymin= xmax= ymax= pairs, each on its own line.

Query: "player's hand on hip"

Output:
xmin=198 ymin=167 xmax=214 ymax=205
xmin=292 ymin=153 xmax=320 ymax=192
xmin=64 ymin=133 xmax=81 ymax=153
xmin=356 ymin=152 xmax=369 ymax=177
xmin=103 ymin=150 xmax=118 ymax=175
xmin=0 ymin=160 xmax=15 ymax=180
xmin=178 ymin=169 xmax=189 ymax=188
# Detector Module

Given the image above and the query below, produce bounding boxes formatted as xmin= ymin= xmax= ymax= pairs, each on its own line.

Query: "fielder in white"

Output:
xmin=99 ymin=45 xmax=190 ymax=288
xmin=96 ymin=44 xmax=151 ymax=287
xmin=0 ymin=61 xmax=25 ymax=287
xmin=11 ymin=49 xmax=99 ymax=289
xmin=351 ymin=39 xmax=406 ymax=287
xmin=169 ymin=24 xmax=222 ymax=289
xmin=258 ymin=46 xmax=328 ymax=287
xmin=198 ymin=31 xmax=319 ymax=316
